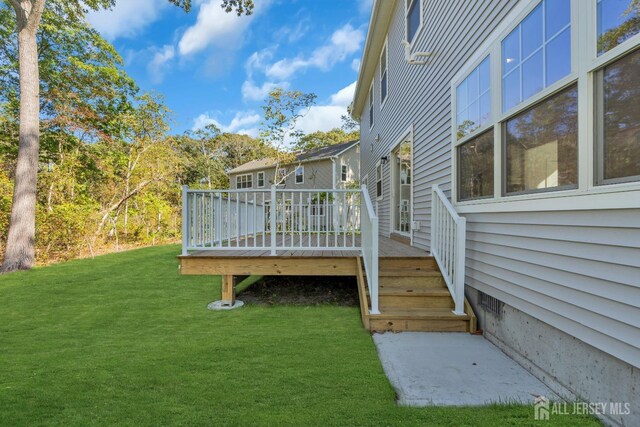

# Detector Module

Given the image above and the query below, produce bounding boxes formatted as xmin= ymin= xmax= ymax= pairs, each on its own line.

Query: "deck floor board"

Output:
xmin=186 ymin=235 xmax=428 ymax=259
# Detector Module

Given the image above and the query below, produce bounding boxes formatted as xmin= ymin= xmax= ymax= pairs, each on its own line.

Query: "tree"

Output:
xmin=260 ymin=88 xmax=316 ymax=184
xmin=1 ymin=0 xmax=254 ymax=272
xmin=293 ymin=128 xmax=359 ymax=152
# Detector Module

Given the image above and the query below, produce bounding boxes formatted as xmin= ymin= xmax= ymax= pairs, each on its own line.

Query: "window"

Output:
xmin=277 ymin=168 xmax=286 ymax=184
xmin=376 ymin=162 xmax=383 ymax=199
xmin=341 ymin=164 xmax=348 ymax=182
xmin=456 ymin=57 xmax=491 ymax=139
xmin=505 ymin=85 xmax=578 ymax=195
xmin=236 ymin=173 xmax=252 ymax=189
xmin=295 ymin=166 xmax=304 ymax=184
xmin=597 ymin=0 xmax=640 ymax=54
xmin=458 ymin=129 xmax=494 ymax=201
xmin=369 ymin=84 xmax=374 ymax=128
xmin=597 ymin=48 xmax=640 ymax=183
xmin=406 ymin=0 xmax=421 ymax=43
xmin=257 ymin=171 xmax=265 ymax=188
xmin=502 ymin=0 xmax=571 ymax=112
xmin=380 ymin=41 xmax=388 ymax=105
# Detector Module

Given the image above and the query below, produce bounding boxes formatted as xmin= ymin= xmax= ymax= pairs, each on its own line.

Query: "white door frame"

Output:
xmin=389 ymin=125 xmax=414 ymax=245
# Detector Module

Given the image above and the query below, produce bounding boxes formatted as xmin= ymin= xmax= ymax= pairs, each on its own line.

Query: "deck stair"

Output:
xmin=359 ymin=256 xmax=477 ymax=333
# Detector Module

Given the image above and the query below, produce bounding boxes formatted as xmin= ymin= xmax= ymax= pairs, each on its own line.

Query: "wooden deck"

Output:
xmin=184 ymin=235 xmax=428 ymax=258
xmin=178 ymin=235 xmax=477 ymax=334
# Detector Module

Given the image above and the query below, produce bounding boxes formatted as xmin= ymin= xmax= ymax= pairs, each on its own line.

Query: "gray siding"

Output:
xmin=229 ymin=145 xmax=360 ymax=190
xmin=361 ymin=0 xmax=516 ymax=244
xmin=358 ymin=0 xmax=640 ymax=368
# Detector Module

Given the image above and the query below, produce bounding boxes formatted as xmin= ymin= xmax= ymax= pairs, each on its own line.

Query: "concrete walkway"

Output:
xmin=373 ymin=332 xmax=554 ymax=406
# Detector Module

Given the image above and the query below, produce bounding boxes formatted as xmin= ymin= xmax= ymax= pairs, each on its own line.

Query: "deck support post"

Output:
xmin=221 ymin=275 xmax=236 ymax=306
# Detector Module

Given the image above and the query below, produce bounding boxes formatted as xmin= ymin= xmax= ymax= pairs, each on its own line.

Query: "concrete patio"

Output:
xmin=373 ymin=332 xmax=555 ymax=406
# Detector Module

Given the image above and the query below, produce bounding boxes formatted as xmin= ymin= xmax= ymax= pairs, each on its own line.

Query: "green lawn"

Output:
xmin=0 ymin=245 xmax=599 ymax=426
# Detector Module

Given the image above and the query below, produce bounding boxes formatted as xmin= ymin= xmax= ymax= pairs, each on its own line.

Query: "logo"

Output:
xmin=534 ymin=395 xmax=550 ymax=421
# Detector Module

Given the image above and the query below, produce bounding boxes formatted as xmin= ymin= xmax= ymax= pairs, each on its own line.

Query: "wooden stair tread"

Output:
xmin=370 ymin=308 xmax=471 ymax=321
xmin=373 ymin=287 xmax=451 ymax=297
xmin=377 ymin=268 xmax=442 ymax=277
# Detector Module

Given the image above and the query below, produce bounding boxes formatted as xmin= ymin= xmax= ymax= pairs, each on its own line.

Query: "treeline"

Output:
xmin=0 ymin=2 xmax=357 ymax=265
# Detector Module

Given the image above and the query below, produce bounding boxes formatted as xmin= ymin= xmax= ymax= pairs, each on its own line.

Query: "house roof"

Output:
xmin=228 ymin=140 xmax=359 ymax=175
xmin=351 ymin=0 xmax=395 ymax=119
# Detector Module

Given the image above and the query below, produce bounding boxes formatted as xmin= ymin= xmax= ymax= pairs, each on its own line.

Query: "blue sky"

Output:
xmin=86 ymin=0 xmax=372 ymax=137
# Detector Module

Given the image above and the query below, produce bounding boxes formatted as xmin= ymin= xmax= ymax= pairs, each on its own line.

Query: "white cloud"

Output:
xmin=242 ymin=47 xmax=288 ymax=101
xmin=242 ymin=80 xmax=287 ymax=102
xmin=147 ymin=45 xmax=175 ymax=84
xmin=265 ymin=24 xmax=364 ymax=80
xmin=192 ymin=111 xmax=261 ymax=137
xmin=293 ymin=81 xmax=357 ymax=136
xmin=358 ymin=0 xmax=374 ymax=14
xmin=178 ymin=0 xmax=267 ymax=56
xmin=86 ymin=0 xmax=167 ymax=41
xmin=351 ymin=58 xmax=361 ymax=72
xmin=329 ymin=81 xmax=357 ymax=107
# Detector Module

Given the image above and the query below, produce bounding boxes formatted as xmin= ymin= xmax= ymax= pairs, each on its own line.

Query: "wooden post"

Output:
xmin=221 ymin=274 xmax=236 ymax=306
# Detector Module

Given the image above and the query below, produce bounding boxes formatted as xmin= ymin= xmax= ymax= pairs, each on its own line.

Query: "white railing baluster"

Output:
xmin=181 ymin=188 xmax=368 ymax=255
xmin=430 ymin=185 xmax=466 ymax=316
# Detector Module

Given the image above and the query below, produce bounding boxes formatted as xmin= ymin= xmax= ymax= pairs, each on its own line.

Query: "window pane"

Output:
xmin=468 ymin=68 xmax=479 ymax=101
xmin=479 ymin=58 xmax=490 ymax=91
xmin=479 ymin=91 xmax=491 ymax=125
xmin=457 ymin=57 xmax=490 ymax=139
xmin=458 ymin=129 xmax=494 ymax=201
xmin=502 ymin=70 xmax=520 ymax=111
xmin=505 ymin=85 xmax=578 ymax=194
xmin=522 ymin=49 xmax=544 ymax=100
xmin=601 ymin=48 xmax=640 ymax=182
xmin=457 ymin=80 xmax=467 ymax=110
xmin=522 ymin=4 xmax=543 ymax=59
xmin=546 ymin=0 xmax=570 ymax=39
xmin=597 ymin=0 xmax=640 ymax=54
xmin=546 ymin=27 xmax=571 ymax=86
xmin=503 ymin=28 xmax=520 ymax=75
xmin=381 ymin=72 xmax=388 ymax=102
xmin=407 ymin=0 xmax=420 ymax=42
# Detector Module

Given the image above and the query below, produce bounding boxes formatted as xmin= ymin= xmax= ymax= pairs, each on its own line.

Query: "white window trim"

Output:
xmin=450 ymin=0 xmax=640 ymax=211
xmin=369 ymin=82 xmax=375 ymax=130
xmin=257 ymin=171 xmax=265 ymax=188
xmin=236 ymin=173 xmax=253 ymax=189
xmin=295 ymin=165 xmax=304 ymax=184
xmin=380 ymin=36 xmax=389 ymax=110
xmin=376 ymin=160 xmax=384 ymax=200
xmin=341 ymin=163 xmax=348 ymax=182
xmin=405 ymin=0 xmax=423 ymax=48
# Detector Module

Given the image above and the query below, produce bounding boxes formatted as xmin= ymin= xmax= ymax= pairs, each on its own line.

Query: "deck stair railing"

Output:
xmin=430 ymin=184 xmax=467 ymax=315
xmin=360 ymin=185 xmax=379 ymax=314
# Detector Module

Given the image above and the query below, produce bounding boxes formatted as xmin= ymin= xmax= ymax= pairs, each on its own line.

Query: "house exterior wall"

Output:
xmin=356 ymin=0 xmax=640 ymax=422
xmin=229 ymin=145 xmax=360 ymax=190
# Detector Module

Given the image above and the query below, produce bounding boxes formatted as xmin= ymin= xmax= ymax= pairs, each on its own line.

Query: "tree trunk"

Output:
xmin=1 ymin=2 xmax=44 ymax=273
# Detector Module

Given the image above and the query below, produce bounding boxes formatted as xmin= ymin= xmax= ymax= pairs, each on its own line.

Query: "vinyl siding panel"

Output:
xmin=229 ymin=158 xmax=341 ymax=190
xmin=360 ymin=0 xmax=516 ymax=244
xmin=358 ymin=0 xmax=640 ymax=368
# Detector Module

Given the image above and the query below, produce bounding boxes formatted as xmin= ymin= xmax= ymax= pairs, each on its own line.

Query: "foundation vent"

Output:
xmin=479 ymin=291 xmax=503 ymax=319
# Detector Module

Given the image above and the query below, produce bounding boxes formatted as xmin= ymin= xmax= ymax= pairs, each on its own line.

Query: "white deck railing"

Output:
xmin=360 ymin=185 xmax=379 ymax=314
xmin=431 ymin=184 xmax=467 ymax=315
xmin=182 ymin=186 xmax=361 ymax=255
xmin=182 ymin=185 xmax=379 ymax=315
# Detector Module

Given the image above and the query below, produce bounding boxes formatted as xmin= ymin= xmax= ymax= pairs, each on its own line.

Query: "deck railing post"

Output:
xmin=453 ymin=216 xmax=467 ymax=315
xmin=270 ymin=185 xmax=277 ymax=255
xmin=181 ymin=185 xmax=189 ymax=256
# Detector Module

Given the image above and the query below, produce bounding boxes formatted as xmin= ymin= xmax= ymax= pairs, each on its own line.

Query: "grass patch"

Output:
xmin=0 ymin=245 xmax=600 ymax=426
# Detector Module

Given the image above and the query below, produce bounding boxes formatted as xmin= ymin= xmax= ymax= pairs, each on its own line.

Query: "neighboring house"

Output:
xmin=351 ymin=1 xmax=639 ymax=425
xmin=227 ymin=140 xmax=360 ymax=190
